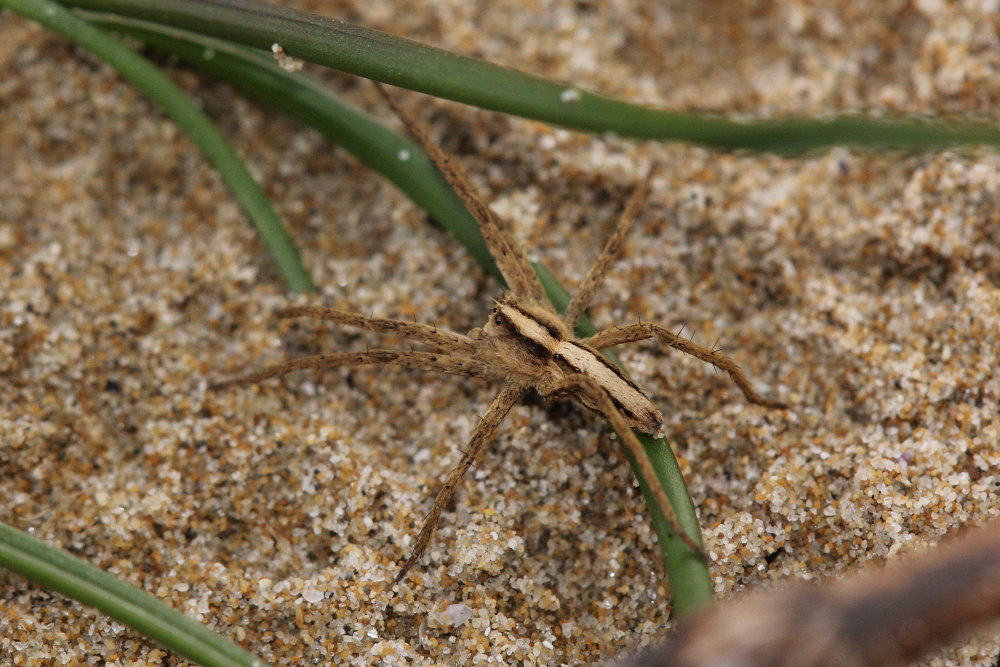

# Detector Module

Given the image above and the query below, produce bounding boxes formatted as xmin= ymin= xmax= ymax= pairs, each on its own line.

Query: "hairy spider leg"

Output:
xmin=561 ymin=164 xmax=655 ymax=330
xmin=209 ymin=350 xmax=492 ymax=391
xmin=396 ymin=384 xmax=526 ymax=581
xmin=274 ymin=305 xmax=478 ymax=354
xmin=583 ymin=322 xmax=787 ymax=409
xmin=375 ymin=82 xmax=550 ymax=308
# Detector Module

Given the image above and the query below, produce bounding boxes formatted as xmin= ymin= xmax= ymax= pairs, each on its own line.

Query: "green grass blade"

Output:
xmin=0 ymin=522 xmax=265 ymax=667
xmin=82 ymin=14 xmax=712 ymax=615
xmin=1 ymin=0 xmax=314 ymax=292
xmin=62 ymin=0 xmax=1000 ymax=152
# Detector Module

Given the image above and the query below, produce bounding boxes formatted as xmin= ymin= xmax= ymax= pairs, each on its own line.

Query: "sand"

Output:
xmin=1 ymin=1 xmax=998 ymax=664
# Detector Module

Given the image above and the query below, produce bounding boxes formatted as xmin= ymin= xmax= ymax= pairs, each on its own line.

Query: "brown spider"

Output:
xmin=212 ymin=84 xmax=784 ymax=582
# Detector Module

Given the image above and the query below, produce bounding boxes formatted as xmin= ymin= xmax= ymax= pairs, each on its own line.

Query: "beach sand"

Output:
xmin=2 ymin=1 xmax=998 ymax=664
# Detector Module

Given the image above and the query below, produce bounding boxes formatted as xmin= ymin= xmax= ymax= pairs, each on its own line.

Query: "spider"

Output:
xmin=212 ymin=84 xmax=785 ymax=582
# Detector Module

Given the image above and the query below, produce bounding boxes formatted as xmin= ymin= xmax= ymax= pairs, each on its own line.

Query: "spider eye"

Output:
xmin=493 ymin=314 xmax=503 ymax=325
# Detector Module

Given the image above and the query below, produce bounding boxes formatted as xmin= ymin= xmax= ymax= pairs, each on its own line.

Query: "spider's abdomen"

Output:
xmin=553 ymin=341 xmax=664 ymax=434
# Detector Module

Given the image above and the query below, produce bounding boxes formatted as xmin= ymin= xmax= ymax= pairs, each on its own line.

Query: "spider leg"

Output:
xmin=374 ymin=83 xmax=549 ymax=307
xmin=209 ymin=350 xmax=493 ymax=391
xmin=562 ymin=165 xmax=654 ymax=330
xmin=396 ymin=384 xmax=526 ymax=582
xmin=538 ymin=373 xmax=706 ymax=559
xmin=581 ymin=323 xmax=786 ymax=409
xmin=274 ymin=305 xmax=477 ymax=355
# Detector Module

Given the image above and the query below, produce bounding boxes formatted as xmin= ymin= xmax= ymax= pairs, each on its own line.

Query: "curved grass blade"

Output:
xmin=1 ymin=0 xmax=314 ymax=292
xmin=61 ymin=0 xmax=1000 ymax=152
xmin=0 ymin=522 xmax=265 ymax=667
xmin=83 ymin=14 xmax=713 ymax=614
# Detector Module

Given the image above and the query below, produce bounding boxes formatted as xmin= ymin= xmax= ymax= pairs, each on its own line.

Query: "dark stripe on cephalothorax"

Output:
xmin=492 ymin=307 xmax=552 ymax=361
xmin=507 ymin=302 xmax=566 ymax=341
xmin=517 ymin=334 xmax=552 ymax=361
xmin=495 ymin=303 xmax=558 ymax=349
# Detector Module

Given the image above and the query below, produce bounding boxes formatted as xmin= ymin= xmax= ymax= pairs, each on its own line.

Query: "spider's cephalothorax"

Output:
xmin=213 ymin=83 xmax=785 ymax=581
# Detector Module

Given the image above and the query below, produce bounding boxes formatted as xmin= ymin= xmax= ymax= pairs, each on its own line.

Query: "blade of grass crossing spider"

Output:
xmin=535 ymin=263 xmax=712 ymax=614
xmin=62 ymin=0 xmax=1000 ymax=151
xmin=0 ymin=522 xmax=266 ymax=667
xmin=1 ymin=0 xmax=314 ymax=293
xmin=77 ymin=13 xmax=714 ymax=616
